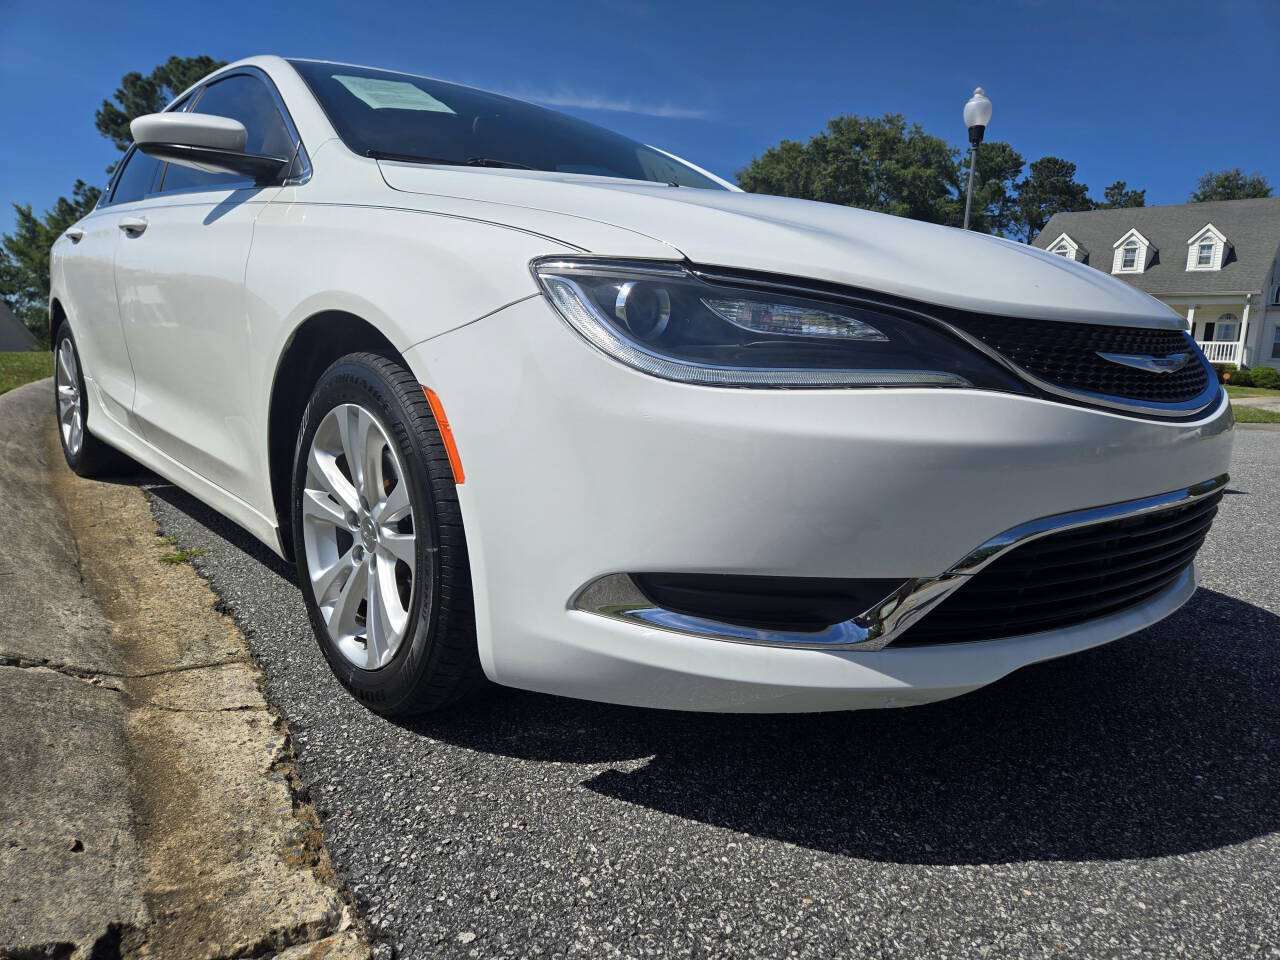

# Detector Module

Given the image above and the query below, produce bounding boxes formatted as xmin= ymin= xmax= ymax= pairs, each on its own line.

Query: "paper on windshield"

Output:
xmin=333 ymin=75 xmax=456 ymax=113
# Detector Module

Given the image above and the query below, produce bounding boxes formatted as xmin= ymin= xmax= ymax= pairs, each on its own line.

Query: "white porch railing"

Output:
xmin=1197 ymin=340 xmax=1242 ymax=365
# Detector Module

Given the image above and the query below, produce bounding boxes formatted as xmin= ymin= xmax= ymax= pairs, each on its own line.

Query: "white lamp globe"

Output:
xmin=963 ymin=87 xmax=993 ymax=130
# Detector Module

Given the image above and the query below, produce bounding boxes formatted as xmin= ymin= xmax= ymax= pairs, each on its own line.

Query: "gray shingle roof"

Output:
xmin=1033 ymin=197 xmax=1280 ymax=296
xmin=0 ymin=302 xmax=40 ymax=351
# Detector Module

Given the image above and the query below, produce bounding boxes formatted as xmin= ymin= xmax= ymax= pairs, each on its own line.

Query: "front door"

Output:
xmin=115 ymin=71 xmax=295 ymax=502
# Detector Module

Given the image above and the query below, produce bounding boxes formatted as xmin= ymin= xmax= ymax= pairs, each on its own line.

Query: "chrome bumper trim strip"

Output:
xmin=570 ymin=474 xmax=1228 ymax=652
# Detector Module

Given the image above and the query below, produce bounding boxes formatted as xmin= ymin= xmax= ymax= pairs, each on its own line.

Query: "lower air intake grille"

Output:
xmin=946 ymin=314 xmax=1212 ymax=407
xmin=895 ymin=489 xmax=1223 ymax=646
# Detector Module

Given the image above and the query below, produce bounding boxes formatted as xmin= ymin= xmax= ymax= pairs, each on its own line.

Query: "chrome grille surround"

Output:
xmin=940 ymin=314 xmax=1220 ymax=419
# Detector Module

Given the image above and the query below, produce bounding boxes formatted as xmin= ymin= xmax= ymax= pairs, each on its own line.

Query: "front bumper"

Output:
xmin=405 ymin=295 xmax=1234 ymax=712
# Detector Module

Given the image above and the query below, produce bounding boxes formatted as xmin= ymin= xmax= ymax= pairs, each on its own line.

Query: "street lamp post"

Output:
xmin=962 ymin=87 xmax=992 ymax=231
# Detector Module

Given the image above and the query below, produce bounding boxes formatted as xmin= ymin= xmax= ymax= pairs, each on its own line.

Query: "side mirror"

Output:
xmin=130 ymin=113 xmax=290 ymax=183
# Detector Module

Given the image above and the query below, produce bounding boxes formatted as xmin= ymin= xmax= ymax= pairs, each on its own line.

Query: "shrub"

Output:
xmin=1212 ymin=363 xmax=1238 ymax=384
xmin=1226 ymin=367 xmax=1255 ymax=387
xmin=1249 ymin=365 xmax=1280 ymax=390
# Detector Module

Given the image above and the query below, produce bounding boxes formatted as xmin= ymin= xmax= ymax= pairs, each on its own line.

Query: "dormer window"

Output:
xmin=1047 ymin=232 xmax=1085 ymax=263
xmin=1111 ymin=228 xmax=1152 ymax=274
xmin=1186 ymin=223 xmax=1228 ymax=272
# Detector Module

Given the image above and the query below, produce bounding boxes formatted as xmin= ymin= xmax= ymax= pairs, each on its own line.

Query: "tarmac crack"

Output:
xmin=0 ymin=657 xmax=125 ymax=692
xmin=125 ymin=656 xmax=251 ymax=678
xmin=133 ymin=702 xmax=268 ymax=715
xmin=0 ymin=654 xmax=251 ymax=681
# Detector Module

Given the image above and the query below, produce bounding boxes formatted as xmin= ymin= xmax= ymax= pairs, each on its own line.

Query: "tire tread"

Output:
xmin=292 ymin=351 xmax=484 ymax=715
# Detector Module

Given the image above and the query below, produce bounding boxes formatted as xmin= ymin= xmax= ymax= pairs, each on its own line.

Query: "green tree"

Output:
xmin=964 ymin=140 xmax=1025 ymax=237
xmin=1100 ymin=180 xmax=1145 ymax=208
xmin=1 ymin=55 xmax=225 ymax=344
xmin=737 ymin=114 xmax=960 ymax=225
xmin=95 ymin=55 xmax=227 ymax=153
xmin=0 ymin=182 xmax=102 ymax=342
xmin=1016 ymin=157 xmax=1093 ymax=242
xmin=1190 ymin=168 xmax=1273 ymax=202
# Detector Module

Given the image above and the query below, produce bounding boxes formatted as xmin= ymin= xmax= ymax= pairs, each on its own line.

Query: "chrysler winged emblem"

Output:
xmin=1096 ymin=351 xmax=1192 ymax=374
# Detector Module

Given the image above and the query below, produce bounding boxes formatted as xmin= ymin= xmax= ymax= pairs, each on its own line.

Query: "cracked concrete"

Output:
xmin=0 ymin=665 xmax=145 ymax=959
xmin=0 ymin=383 xmax=146 ymax=959
xmin=0 ymin=381 xmax=369 ymax=960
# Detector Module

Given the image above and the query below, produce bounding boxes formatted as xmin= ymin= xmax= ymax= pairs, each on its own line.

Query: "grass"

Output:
xmin=1225 ymin=382 xmax=1280 ymax=422
xmin=0 ymin=351 xmax=53 ymax=397
xmin=1226 ymin=385 xmax=1280 ymax=398
xmin=1233 ymin=405 xmax=1280 ymax=424
xmin=159 ymin=547 xmax=207 ymax=565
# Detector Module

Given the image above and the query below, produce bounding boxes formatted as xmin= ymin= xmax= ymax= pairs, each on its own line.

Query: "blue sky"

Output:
xmin=3 ymin=0 xmax=1277 ymax=236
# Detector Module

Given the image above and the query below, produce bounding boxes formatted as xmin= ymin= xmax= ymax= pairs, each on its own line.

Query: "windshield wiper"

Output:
xmin=366 ymin=149 xmax=467 ymax=166
xmin=465 ymin=157 xmax=533 ymax=169
xmin=366 ymin=149 xmax=533 ymax=171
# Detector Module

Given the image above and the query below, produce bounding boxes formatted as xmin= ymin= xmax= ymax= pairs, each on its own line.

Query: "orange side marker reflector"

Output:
xmin=422 ymin=386 xmax=465 ymax=485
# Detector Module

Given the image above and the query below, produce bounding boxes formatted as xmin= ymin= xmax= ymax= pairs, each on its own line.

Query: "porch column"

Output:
xmin=1186 ymin=303 xmax=1197 ymax=340
xmin=1240 ymin=299 xmax=1251 ymax=367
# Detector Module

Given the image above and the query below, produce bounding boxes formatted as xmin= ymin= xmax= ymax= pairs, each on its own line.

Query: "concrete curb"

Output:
xmin=0 ymin=380 xmax=370 ymax=960
xmin=1230 ymin=395 xmax=1280 ymax=413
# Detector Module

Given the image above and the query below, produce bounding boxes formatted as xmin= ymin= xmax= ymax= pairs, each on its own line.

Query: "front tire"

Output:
xmin=291 ymin=352 xmax=482 ymax=715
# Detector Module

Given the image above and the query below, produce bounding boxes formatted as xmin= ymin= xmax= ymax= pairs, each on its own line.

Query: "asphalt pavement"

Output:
xmin=145 ymin=427 xmax=1280 ymax=960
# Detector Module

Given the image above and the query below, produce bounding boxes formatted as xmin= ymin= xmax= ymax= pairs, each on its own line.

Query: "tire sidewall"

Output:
xmin=291 ymin=358 xmax=443 ymax=714
xmin=53 ymin=323 xmax=89 ymax=472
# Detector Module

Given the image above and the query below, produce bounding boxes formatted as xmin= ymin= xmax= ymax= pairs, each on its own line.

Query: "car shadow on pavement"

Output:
xmin=145 ymin=479 xmax=297 ymax=578
xmin=144 ymin=479 xmax=1279 ymax=867
xmin=413 ymin=588 xmax=1280 ymax=867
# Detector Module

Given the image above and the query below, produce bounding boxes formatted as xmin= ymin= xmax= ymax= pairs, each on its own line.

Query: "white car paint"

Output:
xmin=378 ymin=161 xmax=1184 ymax=329
xmin=51 ymin=55 xmax=1233 ymax=712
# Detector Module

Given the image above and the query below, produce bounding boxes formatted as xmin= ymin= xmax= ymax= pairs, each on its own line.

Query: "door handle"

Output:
xmin=65 ymin=227 xmax=85 ymax=243
xmin=119 ymin=216 xmax=148 ymax=235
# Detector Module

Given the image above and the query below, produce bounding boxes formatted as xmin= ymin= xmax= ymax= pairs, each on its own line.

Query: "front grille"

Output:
xmin=895 ymin=489 xmax=1223 ymax=646
xmin=947 ymin=314 xmax=1213 ymax=407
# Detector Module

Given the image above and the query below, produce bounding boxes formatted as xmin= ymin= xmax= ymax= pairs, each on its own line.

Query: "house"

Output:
xmin=1032 ymin=197 xmax=1280 ymax=370
xmin=0 ymin=301 xmax=41 ymax=351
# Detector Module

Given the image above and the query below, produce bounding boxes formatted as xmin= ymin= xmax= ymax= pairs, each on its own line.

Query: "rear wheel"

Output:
xmin=53 ymin=323 xmax=132 ymax=477
xmin=291 ymin=352 xmax=482 ymax=715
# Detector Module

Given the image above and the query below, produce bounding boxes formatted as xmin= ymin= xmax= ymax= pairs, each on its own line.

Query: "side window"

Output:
xmin=109 ymin=147 xmax=163 ymax=205
xmin=160 ymin=74 xmax=294 ymax=194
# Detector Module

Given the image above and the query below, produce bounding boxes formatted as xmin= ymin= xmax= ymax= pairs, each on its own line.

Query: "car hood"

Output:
xmin=379 ymin=163 xmax=1184 ymax=330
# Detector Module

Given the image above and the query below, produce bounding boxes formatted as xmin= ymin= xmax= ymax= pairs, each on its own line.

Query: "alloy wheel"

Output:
xmin=302 ymin=403 xmax=421 ymax=669
xmin=55 ymin=338 xmax=84 ymax=457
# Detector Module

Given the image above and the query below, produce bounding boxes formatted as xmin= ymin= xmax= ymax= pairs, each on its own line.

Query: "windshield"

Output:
xmin=289 ymin=60 xmax=725 ymax=190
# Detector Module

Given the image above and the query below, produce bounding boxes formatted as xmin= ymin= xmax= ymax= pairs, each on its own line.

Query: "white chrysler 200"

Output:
xmin=50 ymin=56 xmax=1233 ymax=715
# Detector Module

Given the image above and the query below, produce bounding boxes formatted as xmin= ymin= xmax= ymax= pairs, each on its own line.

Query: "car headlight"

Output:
xmin=532 ymin=258 xmax=1018 ymax=389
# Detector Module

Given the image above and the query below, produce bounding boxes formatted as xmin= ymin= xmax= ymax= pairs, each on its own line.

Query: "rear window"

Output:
xmin=289 ymin=59 xmax=724 ymax=190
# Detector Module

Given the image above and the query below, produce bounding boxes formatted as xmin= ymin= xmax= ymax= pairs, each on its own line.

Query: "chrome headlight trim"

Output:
xmin=531 ymin=257 xmax=975 ymax=389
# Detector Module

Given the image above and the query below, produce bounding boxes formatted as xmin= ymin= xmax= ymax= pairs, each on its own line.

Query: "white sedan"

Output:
xmin=50 ymin=56 xmax=1233 ymax=714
